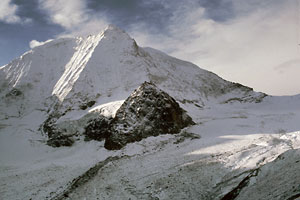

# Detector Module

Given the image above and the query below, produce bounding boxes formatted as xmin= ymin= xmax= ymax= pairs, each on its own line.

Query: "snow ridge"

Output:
xmin=52 ymin=34 xmax=103 ymax=102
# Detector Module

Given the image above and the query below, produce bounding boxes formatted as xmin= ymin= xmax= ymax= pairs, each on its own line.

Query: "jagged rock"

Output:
xmin=42 ymin=113 xmax=62 ymax=138
xmin=104 ymin=82 xmax=195 ymax=150
xmin=6 ymin=88 xmax=23 ymax=97
xmin=47 ymin=134 xmax=74 ymax=147
xmin=83 ymin=116 xmax=112 ymax=141
xmin=79 ymin=100 xmax=96 ymax=110
xmin=173 ymin=131 xmax=201 ymax=144
xmin=42 ymin=112 xmax=75 ymax=147
xmin=222 ymin=93 xmax=267 ymax=104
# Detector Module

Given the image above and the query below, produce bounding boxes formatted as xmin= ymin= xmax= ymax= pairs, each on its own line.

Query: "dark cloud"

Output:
xmin=12 ymin=0 xmax=43 ymax=23
xmin=198 ymin=0 xmax=235 ymax=22
xmin=86 ymin=0 xmax=235 ymax=31
xmin=87 ymin=0 xmax=172 ymax=33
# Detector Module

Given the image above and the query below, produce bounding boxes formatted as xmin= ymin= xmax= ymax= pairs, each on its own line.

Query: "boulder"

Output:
xmin=104 ymin=82 xmax=195 ymax=150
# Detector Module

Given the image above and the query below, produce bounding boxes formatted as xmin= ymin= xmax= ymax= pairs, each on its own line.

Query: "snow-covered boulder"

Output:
xmin=104 ymin=82 xmax=195 ymax=150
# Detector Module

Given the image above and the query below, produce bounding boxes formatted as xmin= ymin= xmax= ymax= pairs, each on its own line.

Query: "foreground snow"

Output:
xmin=1 ymin=95 xmax=299 ymax=200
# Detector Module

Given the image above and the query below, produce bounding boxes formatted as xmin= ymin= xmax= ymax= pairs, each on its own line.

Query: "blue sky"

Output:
xmin=0 ymin=0 xmax=299 ymax=95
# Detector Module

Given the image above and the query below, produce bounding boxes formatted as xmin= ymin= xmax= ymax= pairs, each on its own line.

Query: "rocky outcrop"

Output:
xmin=45 ymin=82 xmax=194 ymax=149
xmin=47 ymin=134 xmax=74 ymax=147
xmin=42 ymin=112 xmax=74 ymax=147
xmin=83 ymin=116 xmax=111 ymax=141
xmin=104 ymin=82 xmax=195 ymax=150
xmin=5 ymin=88 xmax=23 ymax=97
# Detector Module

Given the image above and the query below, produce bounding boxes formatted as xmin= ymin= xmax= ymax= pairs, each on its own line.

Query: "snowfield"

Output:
xmin=0 ymin=25 xmax=299 ymax=200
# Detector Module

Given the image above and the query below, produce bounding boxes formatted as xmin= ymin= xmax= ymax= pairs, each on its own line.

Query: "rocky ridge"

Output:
xmin=104 ymin=82 xmax=195 ymax=150
xmin=83 ymin=81 xmax=194 ymax=150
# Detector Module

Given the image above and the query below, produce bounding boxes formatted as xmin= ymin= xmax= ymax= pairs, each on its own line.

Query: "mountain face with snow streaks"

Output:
xmin=0 ymin=24 xmax=265 ymax=146
xmin=1 ymin=25 xmax=299 ymax=200
xmin=0 ymin=25 xmax=264 ymax=121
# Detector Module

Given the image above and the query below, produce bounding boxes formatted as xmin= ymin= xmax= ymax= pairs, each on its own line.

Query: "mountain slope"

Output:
xmin=0 ymin=25 xmax=299 ymax=200
xmin=0 ymin=25 xmax=265 ymax=122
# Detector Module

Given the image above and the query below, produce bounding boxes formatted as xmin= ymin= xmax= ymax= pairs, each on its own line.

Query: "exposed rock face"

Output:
xmin=44 ymin=82 xmax=194 ymax=149
xmin=43 ymin=113 xmax=74 ymax=147
xmin=47 ymin=134 xmax=74 ymax=147
xmin=84 ymin=116 xmax=111 ymax=141
xmin=104 ymin=82 xmax=195 ymax=150
xmin=6 ymin=88 xmax=23 ymax=97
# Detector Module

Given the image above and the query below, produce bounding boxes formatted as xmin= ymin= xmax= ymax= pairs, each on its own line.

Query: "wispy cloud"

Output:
xmin=38 ymin=0 xmax=108 ymax=36
xmin=38 ymin=0 xmax=88 ymax=29
xmin=0 ymin=0 xmax=31 ymax=24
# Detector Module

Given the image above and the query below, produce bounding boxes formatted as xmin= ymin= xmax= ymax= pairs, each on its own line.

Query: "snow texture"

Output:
xmin=0 ymin=25 xmax=299 ymax=200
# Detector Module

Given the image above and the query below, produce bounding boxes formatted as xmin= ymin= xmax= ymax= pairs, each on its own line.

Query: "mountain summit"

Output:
xmin=0 ymin=25 xmax=265 ymax=121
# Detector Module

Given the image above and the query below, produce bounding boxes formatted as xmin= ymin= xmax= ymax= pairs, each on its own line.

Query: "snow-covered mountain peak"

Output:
xmin=98 ymin=24 xmax=139 ymax=55
xmin=0 ymin=25 xmax=266 ymax=121
xmin=103 ymin=24 xmax=127 ymax=35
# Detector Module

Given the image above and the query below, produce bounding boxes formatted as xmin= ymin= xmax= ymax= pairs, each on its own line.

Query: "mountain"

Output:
xmin=0 ymin=24 xmax=265 ymax=147
xmin=0 ymin=25 xmax=299 ymax=200
xmin=0 ymin=25 xmax=264 ymax=121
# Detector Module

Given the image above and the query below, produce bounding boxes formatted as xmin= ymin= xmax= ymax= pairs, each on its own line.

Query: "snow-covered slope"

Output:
xmin=0 ymin=25 xmax=264 ymax=121
xmin=0 ymin=25 xmax=299 ymax=200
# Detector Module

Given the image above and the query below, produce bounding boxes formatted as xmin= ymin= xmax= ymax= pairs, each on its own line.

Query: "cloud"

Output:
xmin=29 ymin=39 xmax=53 ymax=48
xmin=38 ymin=0 xmax=89 ymax=28
xmin=58 ymin=17 xmax=108 ymax=38
xmin=38 ymin=0 xmax=108 ymax=36
xmin=132 ymin=0 xmax=300 ymax=95
xmin=0 ymin=0 xmax=21 ymax=23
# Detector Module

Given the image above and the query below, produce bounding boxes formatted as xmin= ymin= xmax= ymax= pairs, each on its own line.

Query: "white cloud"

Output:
xmin=38 ymin=0 xmax=108 ymax=37
xmin=29 ymin=39 xmax=53 ymax=48
xmin=132 ymin=0 xmax=300 ymax=95
xmin=58 ymin=17 xmax=108 ymax=38
xmin=0 ymin=0 xmax=21 ymax=23
xmin=39 ymin=0 xmax=89 ymax=29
